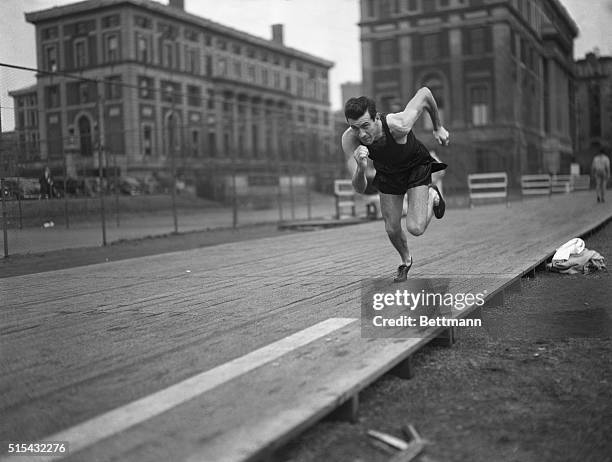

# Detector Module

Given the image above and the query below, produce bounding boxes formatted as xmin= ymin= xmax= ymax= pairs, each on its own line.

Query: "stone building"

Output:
xmin=358 ymin=0 xmax=578 ymax=190
xmin=10 ymin=0 xmax=335 ymax=197
xmin=575 ymin=51 xmax=612 ymax=172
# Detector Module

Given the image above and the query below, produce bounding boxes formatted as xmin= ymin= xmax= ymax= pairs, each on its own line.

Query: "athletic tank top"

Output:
xmin=364 ymin=113 xmax=433 ymax=175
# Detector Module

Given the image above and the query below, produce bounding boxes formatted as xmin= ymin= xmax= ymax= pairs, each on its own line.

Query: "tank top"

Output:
xmin=364 ymin=113 xmax=433 ymax=175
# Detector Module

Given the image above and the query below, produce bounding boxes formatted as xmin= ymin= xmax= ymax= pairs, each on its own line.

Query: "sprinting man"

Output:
xmin=591 ymin=148 xmax=610 ymax=203
xmin=342 ymin=88 xmax=449 ymax=282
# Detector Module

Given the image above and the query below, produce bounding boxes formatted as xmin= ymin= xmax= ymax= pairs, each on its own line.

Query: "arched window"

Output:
xmin=78 ymin=115 xmax=93 ymax=157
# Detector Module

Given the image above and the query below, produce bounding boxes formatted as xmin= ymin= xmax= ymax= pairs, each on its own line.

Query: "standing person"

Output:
xmin=342 ymin=88 xmax=449 ymax=282
xmin=591 ymin=148 xmax=610 ymax=203
xmin=39 ymin=166 xmax=55 ymax=199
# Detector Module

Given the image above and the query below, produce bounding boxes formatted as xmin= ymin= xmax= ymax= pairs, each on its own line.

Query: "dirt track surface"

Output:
xmin=279 ymin=223 xmax=612 ymax=462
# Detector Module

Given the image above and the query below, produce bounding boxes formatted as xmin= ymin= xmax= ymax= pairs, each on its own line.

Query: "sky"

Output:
xmin=1 ymin=0 xmax=612 ymax=131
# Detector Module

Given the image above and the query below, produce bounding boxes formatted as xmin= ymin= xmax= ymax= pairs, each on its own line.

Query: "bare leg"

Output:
xmin=379 ymin=193 xmax=410 ymax=265
xmin=596 ymin=175 xmax=604 ymax=201
xmin=404 ymin=185 xmax=439 ymax=236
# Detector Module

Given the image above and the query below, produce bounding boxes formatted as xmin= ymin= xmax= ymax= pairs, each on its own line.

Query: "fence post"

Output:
xmin=305 ymin=164 xmax=312 ymax=220
xmin=1 ymin=178 xmax=8 ymax=258
xmin=231 ymin=168 xmax=238 ymax=229
xmin=113 ymin=151 xmax=119 ymax=227
xmin=169 ymin=90 xmax=178 ymax=234
xmin=96 ymin=80 xmax=107 ymax=246
xmin=289 ymin=165 xmax=295 ymax=220
xmin=63 ymin=152 xmax=69 ymax=228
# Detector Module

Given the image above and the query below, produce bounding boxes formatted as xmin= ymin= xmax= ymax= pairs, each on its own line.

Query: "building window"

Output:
xmin=162 ymin=42 xmax=174 ymax=68
xmin=78 ymin=115 xmax=93 ymax=157
xmin=74 ymin=39 xmax=88 ymax=67
xmin=161 ymin=81 xmax=181 ymax=104
xmin=217 ymin=58 xmax=228 ymax=77
xmin=191 ymin=129 xmax=200 ymax=157
xmin=465 ymin=27 xmax=490 ymax=55
xmin=136 ymin=33 xmax=150 ymax=62
xmin=45 ymin=85 xmax=60 ymax=108
xmin=470 ymin=85 xmax=489 ymax=126
xmin=262 ymin=68 xmax=269 ymax=86
xmin=247 ymin=64 xmax=256 ymax=81
xmin=367 ymin=0 xmax=375 ymax=16
xmin=423 ymin=33 xmax=440 ymax=59
xmin=42 ymin=26 xmax=58 ymax=40
xmin=44 ymin=45 xmax=58 ymax=72
xmin=139 ymin=76 xmax=154 ymax=99
xmin=134 ymin=15 xmax=152 ymax=29
xmin=208 ymin=132 xmax=217 ymax=157
xmin=185 ymin=47 xmax=199 ymax=74
xmin=184 ymin=28 xmax=199 ymax=42
xmin=105 ymin=76 xmax=122 ymax=100
xmin=207 ymin=90 xmax=215 ymax=110
xmin=233 ymin=60 xmax=242 ymax=79
xmin=102 ymin=14 xmax=120 ymax=28
xmin=79 ymin=83 xmax=91 ymax=103
xmin=376 ymin=39 xmax=398 ymax=65
xmin=438 ymin=0 xmax=450 ymax=7
xmin=142 ymin=124 xmax=153 ymax=156
xmin=423 ymin=0 xmax=436 ymax=12
xmin=187 ymin=85 xmax=201 ymax=106
xmin=407 ymin=0 xmax=419 ymax=11
xmin=105 ymin=34 xmax=120 ymax=62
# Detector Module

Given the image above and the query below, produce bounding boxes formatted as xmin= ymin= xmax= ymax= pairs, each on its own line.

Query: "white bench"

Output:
xmin=468 ymin=172 xmax=508 ymax=207
xmin=333 ymin=179 xmax=356 ymax=219
xmin=551 ymin=175 xmax=572 ymax=193
xmin=571 ymin=174 xmax=591 ymax=191
xmin=520 ymin=174 xmax=551 ymax=197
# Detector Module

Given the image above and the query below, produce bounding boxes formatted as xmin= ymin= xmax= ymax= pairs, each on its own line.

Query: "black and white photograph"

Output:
xmin=1 ymin=0 xmax=612 ymax=460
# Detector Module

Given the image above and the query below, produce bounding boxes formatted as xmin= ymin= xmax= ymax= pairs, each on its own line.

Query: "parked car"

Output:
xmin=116 ymin=177 xmax=143 ymax=196
xmin=1 ymin=177 xmax=41 ymax=200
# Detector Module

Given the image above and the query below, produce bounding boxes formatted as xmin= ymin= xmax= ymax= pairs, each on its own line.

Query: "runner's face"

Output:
xmin=348 ymin=112 xmax=379 ymax=145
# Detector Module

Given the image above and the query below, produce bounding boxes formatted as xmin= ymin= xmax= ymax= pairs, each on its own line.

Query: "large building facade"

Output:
xmin=575 ymin=51 xmax=612 ymax=172
xmin=359 ymin=0 xmax=578 ymax=190
xmin=10 ymin=0 xmax=334 ymax=196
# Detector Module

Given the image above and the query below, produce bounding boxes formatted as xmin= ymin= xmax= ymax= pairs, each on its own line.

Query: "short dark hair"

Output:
xmin=344 ymin=96 xmax=377 ymax=121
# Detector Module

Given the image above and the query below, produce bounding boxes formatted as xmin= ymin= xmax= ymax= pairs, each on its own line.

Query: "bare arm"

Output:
xmin=388 ymin=87 xmax=449 ymax=145
xmin=342 ymin=129 xmax=368 ymax=194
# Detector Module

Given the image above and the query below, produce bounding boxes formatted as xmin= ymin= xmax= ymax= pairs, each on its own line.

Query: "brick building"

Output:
xmin=10 ymin=0 xmax=335 ymax=196
xmin=575 ymin=51 xmax=612 ymax=172
xmin=358 ymin=0 xmax=578 ymax=190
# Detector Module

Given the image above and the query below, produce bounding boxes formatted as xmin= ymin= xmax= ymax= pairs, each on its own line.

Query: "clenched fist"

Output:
xmin=433 ymin=126 xmax=450 ymax=146
xmin=353 ymin=145 xmax=369 ymax=170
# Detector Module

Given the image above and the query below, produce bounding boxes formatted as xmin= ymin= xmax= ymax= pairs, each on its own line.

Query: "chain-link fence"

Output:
xmin=0 ymin=62 xmax=351 ymax=256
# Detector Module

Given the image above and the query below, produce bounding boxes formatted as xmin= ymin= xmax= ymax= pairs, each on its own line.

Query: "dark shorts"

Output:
xmin=373 ymin=162 xmax=447 ymax=195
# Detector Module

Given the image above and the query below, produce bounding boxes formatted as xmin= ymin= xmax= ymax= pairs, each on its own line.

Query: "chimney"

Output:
xmin=169 ymin=0 xmax=184 ymax=9
xmin=271 ymin=24 xmax=284 ymax=45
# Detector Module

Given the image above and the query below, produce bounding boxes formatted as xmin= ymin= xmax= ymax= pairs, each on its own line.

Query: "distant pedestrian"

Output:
xmin=342 ymin=88 xmax=449 ymax=282
xmin=39 ymin=167 xmax=55 ymax=199
xmin=591 ymin=149 xmax=610 ymax=203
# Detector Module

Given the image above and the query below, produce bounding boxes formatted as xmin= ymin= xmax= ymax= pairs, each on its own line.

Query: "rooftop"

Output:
xmin=25 ymin=0 xmax=334 ymax=69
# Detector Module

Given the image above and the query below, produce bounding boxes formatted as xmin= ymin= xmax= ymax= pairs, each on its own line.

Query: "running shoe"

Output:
xmin=430 ymin=184 xmax=445 ymax=219
xmin=393 ymin=257 xmax=413 ymax=282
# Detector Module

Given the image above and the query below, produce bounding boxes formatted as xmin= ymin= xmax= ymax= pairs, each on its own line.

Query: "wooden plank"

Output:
xmin=2 ymin=192 xmax=612 ymax=462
